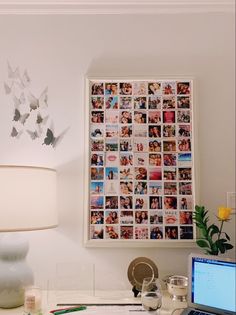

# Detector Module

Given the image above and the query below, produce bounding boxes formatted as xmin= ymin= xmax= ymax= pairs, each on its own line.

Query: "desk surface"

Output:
xmin=0 ymin=290 xmax=187 ymax=315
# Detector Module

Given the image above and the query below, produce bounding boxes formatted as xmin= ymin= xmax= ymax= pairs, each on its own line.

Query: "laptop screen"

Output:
xmin=191 ymin=256 xmax=236 ymax=313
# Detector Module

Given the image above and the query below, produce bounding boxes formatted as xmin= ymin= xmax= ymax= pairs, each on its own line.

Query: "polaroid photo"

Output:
xmin=120 ymin=167 xmax=133 ymax=180
xmin=105 ymin=181 xmax=119 ymax=195
xmin=91 ymin=167 xmax=104 ymax=180
xmin=90 ymin=195 xmax=104 ymax=209
xmin=148 ymin=111 xmax=161 ymax=123
xmin=177 ymin=81 xmax=191 ymax=95
xmin=134 ymin=111 xmax=147 ymax=124
xmin=120 ymin=211 xmax=134 ymax=225
xmin=179 ymin=196 xmax=193 ymax=210
xmin=105 ymin=124 xmax=118 ymax=138
xmin=133 ymin=138 xmax=148 ymax=152
xmin=120 ymin=226 xmax=134 ymax=239
xmin=148 ymin=82 xmax=161 ymax=95
xmin=91 ymin=82 xmax=104 ymax=95
xmin=105 ymin=226 xmax=119 ymax=239
xmin=177 ymin=96 xmax=190 ymax=109
xmin=178 ymin=124 xmax=191 ymax=137
xmin=150 ymin=210 xmax=163 ymax=224
xmin=105 ymin=139 xmax=118 ymax=151
xmin=149 ymin=140 xmax=162 ymax=152
xmin=164 ymin=210 xmax=178 ymax=225
xmin=105 ymin=152 xmax=119 ymax=166
xmin=134 ymin=97 xmax=147 ymax=109
xmin=150 ymin=226 xmax=164 ymax=239
xmin=164 ymin=182 xmax=177 ymax=195
xmin=91 ymin=153 xmax=104 ymax=166
xmin=134 ymin=196 xmax=148 ymax=210
xmin=178 ymin=153 xmax=192 ymax=167
xmin=120 ymin=139 xmax=132 ymax=152
xmin=91 ymin=111 xmax=104 ymax=123
xmin=105 ymin=210 xmax=119 ymax=224
xmin=119 ymin=82 xmax=132 ymax=95
xmin=120 ymin=125 xmax=132 ymax=138
xmin=91 ymin=139 xmax=104 ymax=151
xmin=163 ymin=125 xmax=176 ymax=138
xmin=105 ymin=110 xmax=119 ymax=124
xmin=178 ymin=167 xmax=192 ymax=181
xmin=149 ymin=182 xmax=162 ymax=195
xmin=177 ymin=110 xmax=191 ymax=123
xmin=105 ymin=167 xmax=119 ymax=180
xmin=163 ymin=153 xmax=177 ymax=166
xmin=149 ymin=153 xmax=162 ymax=166
xmin=105 ymin=82 xmax=118 ymax=96
xmin=105 ymin=96 xmax=118 ymax=109
xmin=91 ymin=96 xmax=104 ymax=109
xmin=148 ymin=96 xmax=162 ymax=109
xmin=164 ymin=196 xmax=177 ymax=210
xmin=105 ymin=196 xmax=119 ymax=209
xmin=120 ymin=96 xmax=133 ymax=109
xmin=179 ymin=182 xmax=192 ymax=195
xmin=162 ymin=96 xmax=176 ymax=109
xmin=165 ymin=226 xmax=178 ymax=240
xmin=148 ymin=125 xmax=161 ymax=138
xmin=120 ymin=153 xmax=133 ymax=166
xmin=135 ymin=227 xmax=149 ymax=240
xmin=91 ymin=124 xmax=104 ymax=138
xmin=150 ymin=196 xmax=162 ymax=210
xmin=163 ymin=167 xmax=177 ymax=180
xmin=163 ymin=111 xmax=176 ymax=124
xmin=90 ymin=182 xmax=104 ymax=195
xmin=180 ymin=226 xmax=193 ymax=239
xmin=120 ymin=110 xmax=132 ymax=124
xmin=149 ymin=167 xmax=162 ymax=180
xmin=90 ymin=211 xmax=104 ymax=224
xmin=179 ymin=211 xmax=193 ymax=224
xmin=135 ymin=210 xmax=148 ymax=224
xmin=90 ymin=225 xmax=104 ymax=239
xmin=133 ymin=81 xmax=147 ymax=95
xmin=135 ymin=167 xmax=148 ymax=180
xmin=120 ymin=196 xmax=133 ymax=209
xmin=120 ymin=181 xmax=133 ymax=195
xmin=134 ymin=181 xmax=148 ymax=195
xmin=162 ymin=82 xmax=176 ymax=95
xmin=134 ymin=153 xmax=148 ymax=166
xmin=178 ymin=139 xmax=191 ymax=152
xmin=133 ymin=125 xmax=148 ymax=138
xmin=163 ymin=140 xmax=176 ymax=152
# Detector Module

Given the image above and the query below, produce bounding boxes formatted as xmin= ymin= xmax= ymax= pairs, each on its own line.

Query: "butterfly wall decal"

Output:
xmin=42 ymin=127 xmax=69 ymax=148
xmin=7 ymin=62 xmax=20 ymax=81
xmin=13 ymin=93 xmax=26 ymax=108
xmin=11 ymin=126 xmax=23 ymax=139
xmin=13 ymin=108 xmax=30 ymax=125
xmin=26 ymin=125 xmax=43 ymax=140
xmin=36 ymin=113 xmax=49 ymax=125
xmin=28 ymin=87 xmax=48 ymax=111
xmin=4 ymin=82 xmax=14 ymax=95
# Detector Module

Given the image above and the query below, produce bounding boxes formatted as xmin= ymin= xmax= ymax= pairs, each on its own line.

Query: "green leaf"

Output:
xmin=196 ymin=239 xmax=209 ymax=248
xmin=209 ymin=224 xmax=220 ymax=237
xmin=224 ymin=244 xmax=234 ymax=250
xmin=224 ymin=232 xmax=231 ymax=241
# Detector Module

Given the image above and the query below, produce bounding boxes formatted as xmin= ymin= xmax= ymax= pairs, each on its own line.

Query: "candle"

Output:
xmin=24 ymin=286 xmax=42 ymax=314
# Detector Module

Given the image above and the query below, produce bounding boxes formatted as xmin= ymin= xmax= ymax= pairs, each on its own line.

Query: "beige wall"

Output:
xmin=0 ymin=12 xmax=235 ymax=289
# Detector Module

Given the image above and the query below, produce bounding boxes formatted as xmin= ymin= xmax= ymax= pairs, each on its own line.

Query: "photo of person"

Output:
xmin=105 ymin=211 xmax=119 ymax=224
xmin=90 ymin=211 xmax=104 ymax=224
xmin=134 ymin=196 xmax=147 ymax=209
xmin=90 ymin=226 xmax=103 ymax=239
xmin=120 ymin=182 xmax=133 ymax=195
xmin=180 ymin=226 xmax=193 ymax=239
xmin=90 ymin=196 xmax=104 ymax=209
xmin=105 ymin=152 xmax=119 ymax=166
xmin=105 ymin=181 xmax=119 ymax=195
xmin=164 ymin=197 xmax=177 ymax=209
xmin=148 ymin=111 xmax=161 ymax=123
xmin=120 ymin=153 xmax=133 ymax=166
xmin=91 ymin=153 xmax=104 ymax=166
xmin=120 ymin=196 xmax=133 ymax=209
xmin=91 ymin=111 xmax=104 ymax=123
xmin=120 ymin=125 xmax=132 ymax=137
xmin=135 ymin=227 xmax=149 ymax=240
xmin=105 ymin=226 xmax=119 ymax=239
xmin=120 ymin=167 xmax=133 ymax=180
xmin=164 ymin=182 xmax=177 ymax=195
xmin=120 ymin=211 xmax=134 ymax=224
xmin=120 ymin=111 xmax=132 ymax=123
xmin=177 ymin=82 xmax=191 ymax=95
xmin=91 ymin=83 xmax=104 ymax=95
xmin=179 ymin=211 xmax=193 ymax=224
xmin=105 ymin=96 xmax=118 ymax=109
xmin=149 ymin=168 xmax=162 ymax=180
xmin=120 ymin=97 xmax=132 ymax=109
xmin=178 ymin=139 xmax=191 ymax=151
xmin=163 ymin=140 xmax=176 ymax=152
xmin=165 ymin=226 xmax=178 ymax=239
xmin=178 ymin=125 xmax=191 ymax=137
xmin=177 ymin=96 xmax=190 ymax=109
xmin=164 ymin=211 xmax=178 ymax=224
xmin=163 ymin=154 xmax=176 ymax=166
xmin=179 ymin=182 xmax=192 ymax=195
xmin=149 ymin=126 xmax=161 ymax=137
xmin=133 ymin=138 xmax=148 ymax=152
xmin=105 ymin=139 xmax=118 ymax=151
xmin=135 ymin=167 xmax=147 ymax=180
xmin=163 ymin=111 xmax=175 ymax=123
xmin=120 ymin=82 xmax=132 ymax=95
xmin=134 ymin=181 xmax=147 ymax=194
xmin=177 ymin=110 xmax=191 ymax=123
xmin=120 ymin=226 xmax=134 ymax=239
xmin=133 ymin=82 xmax=147 ymax=95
xmin=162 ymin=82 xmax=176 ymax=95
xmin=178 ymin=167 xmax=192 ymax=180
xmin=149 ymin=140 xmax=162 ymax=152
xmin=135 ymin=211 xmax=148 ymax=224
xmin=134 ymin=111 xmax=147 ymax=124
xmin=90 ymin=182 xmax=104 ymax=195
xmin=120 ymin=139 xmax=132 ymax=151
xmin=150 ymin=226 xmax=163 ymax=239
xmin=163 ymin=125 xmax=176 ymax=138
xmin=105 ymin=124 xmax=118 ymax=138
xmin=91 ymin=96 xmax=104 ymax=109
xmin=149 ymin=182 xmax=162 ymax=195
xmin=105 ymin=110 xmax=119 ymax=123
xmin=149 ymin=153 xmax=162 ymax=166
xmin=163 ymin=168 xmax=176 ymax=180
xmin=150 ymin=210 xmax=163 ymax=224
xmin=148 ymin=96 xmax=161 ymax=109
xmin=105 ymin=196 xmax=118 ymax=209
xmin=134 ymin=97 xmax=147 ymax=109
xmin=105 ymin=82 xmax=118 ymax=95
xmin=134 ymin=153 xmax=148 ymax=166
xmin=91 ymin=139 xmax=104 ymax=151
xmin=148 ymin=82 xmax=161 ymax=95
xmin=91 ymin=167 xmax=104 ymax=180
xmin=162 ymin=96 xmax=176 ymax=109
xmin=134 ymin=125 xmax=148 ymax=137
xmin=105 ymin=167 xmax=118 ymax=180
xmin=150 ymin=196 xmax=162 ymax=209
xmin=91 ymin=125 xmax=104 ymax=138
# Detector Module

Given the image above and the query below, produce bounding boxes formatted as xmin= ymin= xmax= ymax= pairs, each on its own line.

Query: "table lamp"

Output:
xmin=0 ymin=165 xmax=57 ymax=308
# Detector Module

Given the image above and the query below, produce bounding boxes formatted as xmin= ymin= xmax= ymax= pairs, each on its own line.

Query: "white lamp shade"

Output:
xmin=0 ymin=166 xmax=58 ymax=231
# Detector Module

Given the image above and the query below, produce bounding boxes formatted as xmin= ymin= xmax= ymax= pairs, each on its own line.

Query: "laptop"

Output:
xmin=181 ymin=253 xmax=236 ymax=315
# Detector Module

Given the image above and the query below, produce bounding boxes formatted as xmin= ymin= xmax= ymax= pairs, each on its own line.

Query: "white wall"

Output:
xmin=0 ymin=12 xmax=235 ymax=290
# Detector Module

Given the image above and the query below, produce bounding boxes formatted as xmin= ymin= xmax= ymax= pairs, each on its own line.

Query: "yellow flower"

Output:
xmin=218 ymin=207 xmax=232 ymax=221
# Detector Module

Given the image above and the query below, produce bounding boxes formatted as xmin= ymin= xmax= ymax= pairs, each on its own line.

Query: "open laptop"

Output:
xmin=181 ymin=253 xmax=236 ymax=315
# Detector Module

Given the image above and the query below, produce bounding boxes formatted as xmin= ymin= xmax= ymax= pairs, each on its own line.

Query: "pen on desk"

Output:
xmin=50 ymin=306 xmax=84 ymax=313
xmin=51 ymin=306 xmax=86 ymax=315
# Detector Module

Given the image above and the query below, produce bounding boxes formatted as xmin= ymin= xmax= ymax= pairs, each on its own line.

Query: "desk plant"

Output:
xmin=193 ymin=205 xmax=233 ymax=255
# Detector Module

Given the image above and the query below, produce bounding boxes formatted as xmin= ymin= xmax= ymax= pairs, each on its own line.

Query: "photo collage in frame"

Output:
xmin=88 ymin=79 xmax=195 ymax=242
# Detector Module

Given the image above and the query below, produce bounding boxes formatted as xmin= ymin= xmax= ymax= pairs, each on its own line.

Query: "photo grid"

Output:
xmin=89 ymin=80 xmax=194 ymax=241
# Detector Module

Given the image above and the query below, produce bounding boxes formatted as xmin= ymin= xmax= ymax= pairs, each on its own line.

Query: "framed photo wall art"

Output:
xmin=84 ymin=78 xmax=196 ymax=247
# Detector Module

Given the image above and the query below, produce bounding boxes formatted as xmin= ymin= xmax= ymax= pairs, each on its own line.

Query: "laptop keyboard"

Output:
xmin=188 ymin=311 xmax=214 ymax=315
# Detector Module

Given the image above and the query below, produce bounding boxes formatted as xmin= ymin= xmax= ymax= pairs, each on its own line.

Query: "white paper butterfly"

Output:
xmin=28 ymin=87 xmax=48 ymax=111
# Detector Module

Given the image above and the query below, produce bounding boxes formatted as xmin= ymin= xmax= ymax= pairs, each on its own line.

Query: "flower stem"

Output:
xmin=218 ymin=220 xmax=224 ymax=242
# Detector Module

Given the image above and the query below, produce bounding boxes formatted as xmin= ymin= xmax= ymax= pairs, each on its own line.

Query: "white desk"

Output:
xmin=0 ymin=290 xmax=187 ymax=315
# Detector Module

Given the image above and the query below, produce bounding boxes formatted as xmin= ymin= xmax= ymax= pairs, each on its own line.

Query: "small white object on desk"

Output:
xmin=24 ymin=286 xmax=42 ymax=314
